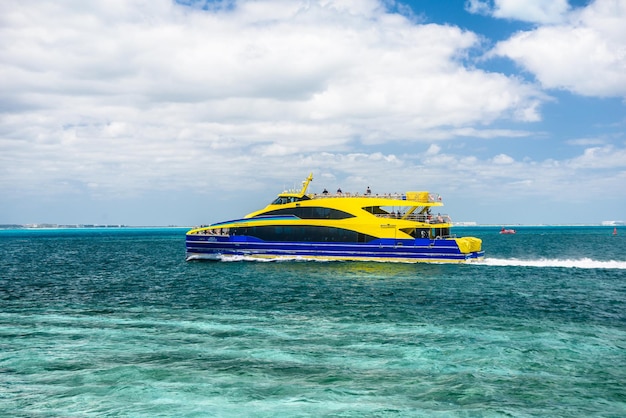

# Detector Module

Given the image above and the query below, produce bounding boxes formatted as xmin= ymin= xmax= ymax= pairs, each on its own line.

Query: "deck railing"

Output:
xmin=309 ymin=192 xmax=442 ymax=202
xmin=374 ymin=213 xmax=451 ymax=223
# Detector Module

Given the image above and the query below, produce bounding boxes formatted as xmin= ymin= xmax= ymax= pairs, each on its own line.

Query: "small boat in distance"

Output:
xmin=186 ymin=173 xmax=485 ymax=263
xmin=500 ymin=227 xmax=516 ymax=235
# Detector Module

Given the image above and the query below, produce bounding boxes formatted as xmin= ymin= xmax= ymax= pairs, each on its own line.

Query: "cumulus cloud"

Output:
xmin=425 ymin=144 xmax=441 ymax=155
xmin=466 ymin=0 xmax=571 ymax=24
xmin=492 ymin=153 xmax=515 ymax=164
xmin=0 ymin=0 xmax=548 ymax=201
xmin=465 ymin=0 xmax=492 ymax=16
xmin=490 ymin=0 xmax=626 ymax=97
xmin=415 ymin=144 xmax=626 ymax=205
xmin=567 ymin=145 xmax=626 ymax=169
xmin=307 ymin=142 xmax=626 ymax=212
xmin=1 ymin=0 xmax=624 ymax=225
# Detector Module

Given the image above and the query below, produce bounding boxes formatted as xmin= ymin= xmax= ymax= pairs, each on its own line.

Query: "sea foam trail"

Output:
xmin=217 ymin=255 xmax=626 ymax=269
xmin=478 ymin=258 xmax=626 ymax=270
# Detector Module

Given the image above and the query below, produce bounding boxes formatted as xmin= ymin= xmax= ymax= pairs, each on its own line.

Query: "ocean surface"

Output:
xmin=1 ymin=226 xmax=624 ymax=417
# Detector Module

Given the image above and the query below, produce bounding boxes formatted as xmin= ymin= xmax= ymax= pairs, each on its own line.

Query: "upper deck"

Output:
xmin=304 ymin=191 xmax=442 ymax=203
xmin=279 ymin=173 xmax=443 ymax=204
xmin=270 ymin=189 xmax=450 ymax=223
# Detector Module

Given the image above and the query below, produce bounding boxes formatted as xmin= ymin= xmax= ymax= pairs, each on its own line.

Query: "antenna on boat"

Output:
xmin=300 ymin=173 xmax=313 ymax=195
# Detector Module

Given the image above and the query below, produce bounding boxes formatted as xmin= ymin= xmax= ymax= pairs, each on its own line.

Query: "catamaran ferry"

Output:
xmin=186 ymin=174 xmax=484 ymax=263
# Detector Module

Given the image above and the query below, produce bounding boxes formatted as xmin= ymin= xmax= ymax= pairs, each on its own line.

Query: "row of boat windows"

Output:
xmin=231 ymin=226 xmax=376 ymax=243
xmin=403 ymin=228 xmax=451 ymax=239
xmin=257 ymin=207 xmax=355 ymax=220
xmin=259 ymin=205 xmax=435 ymax=221
xmin=229 ymin=226 xmax=450 ymax=241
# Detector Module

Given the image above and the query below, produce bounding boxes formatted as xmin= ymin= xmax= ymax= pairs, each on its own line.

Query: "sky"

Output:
xmin=1 ymin=0 xmax=625 ymax=226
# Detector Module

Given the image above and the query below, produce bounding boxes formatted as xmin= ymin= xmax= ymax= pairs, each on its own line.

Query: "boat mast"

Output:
xmin=300 ymin=173 xmax=313 ymax=195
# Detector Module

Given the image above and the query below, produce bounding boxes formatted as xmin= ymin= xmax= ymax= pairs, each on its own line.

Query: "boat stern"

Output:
xmin=453 ymin=237 xmax=484 ymax=261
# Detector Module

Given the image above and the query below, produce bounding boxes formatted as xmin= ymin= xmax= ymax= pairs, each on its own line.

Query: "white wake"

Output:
xmin=194 ymin=254 xmax=626 ymax=269
xmin=477 ymin=258 xmax=626 ymax=269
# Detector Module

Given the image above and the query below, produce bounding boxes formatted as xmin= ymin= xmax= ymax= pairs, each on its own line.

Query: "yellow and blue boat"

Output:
xmin=186 ymin=174 xmax=484 ymax=263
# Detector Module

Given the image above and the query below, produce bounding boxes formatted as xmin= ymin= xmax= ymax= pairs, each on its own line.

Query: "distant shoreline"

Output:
xmin=0 ymin=224 xmax=190 ymax=230
xmin=1 ymin=223 xmax=622 ymax=230
xmin=455 ymin=223 xmax=624 ymax=227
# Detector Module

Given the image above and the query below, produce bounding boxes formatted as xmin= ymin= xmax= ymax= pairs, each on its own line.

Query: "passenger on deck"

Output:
xmin=337 ymin=188 xmax=342 ymax=195
xmin=322 ymin=188 xmax=328 ymax=195
xmin=366 ymin=186 xmax=371 ymax=195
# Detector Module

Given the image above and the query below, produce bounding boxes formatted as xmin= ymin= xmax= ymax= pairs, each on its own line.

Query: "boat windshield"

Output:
xmin=271 ymin=195 xmax=311 ymax=205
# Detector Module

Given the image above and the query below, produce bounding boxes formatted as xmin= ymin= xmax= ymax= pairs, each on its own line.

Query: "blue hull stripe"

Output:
xmin=185 ymin=236 xmax=484 ymax=261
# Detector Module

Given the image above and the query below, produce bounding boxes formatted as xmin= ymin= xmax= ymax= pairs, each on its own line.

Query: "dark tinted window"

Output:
xmin=401 ymin=228 xmax=431 ymax=239
xmin=257 ymin=207 xmax=354 ymax=220
xmin=270 ymin=195 xmax=312 ymax=205
xmin=363 ymin=206 xmax=388 ymax=215
xmin=231 ymin=225 xmax=374 ymax=243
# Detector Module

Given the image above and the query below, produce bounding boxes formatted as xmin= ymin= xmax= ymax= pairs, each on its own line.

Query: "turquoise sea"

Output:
xmin=1 ymin=226 xmax=624 ymax=417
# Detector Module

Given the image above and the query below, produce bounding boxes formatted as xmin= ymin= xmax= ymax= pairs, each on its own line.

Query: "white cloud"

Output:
xmin=491 ymin=0 xmax=626 ymax=97
xmin=0 ymin=0 xmax=545 ymax=201
xmin=566 ymin=137 xmax=607 ymax=146
xmin=492 ymin=153 xmax=515 ymax=164
xmin=493 ymin=0 xmax=570 ymax=24
xmin=465 ymin=0 xmax=491 ymax=16
xmin=567 ymin=145 xmax=626 ymax=169
xmin=466 ymin=0 xmax=570 ymax=23
xmin=0 ymin=0 xmax=623 ymax=225
xmin=308 ymin=144 xmax=626 ymax=208
xmin=425 ymin=144 xmax=441 ymax=155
